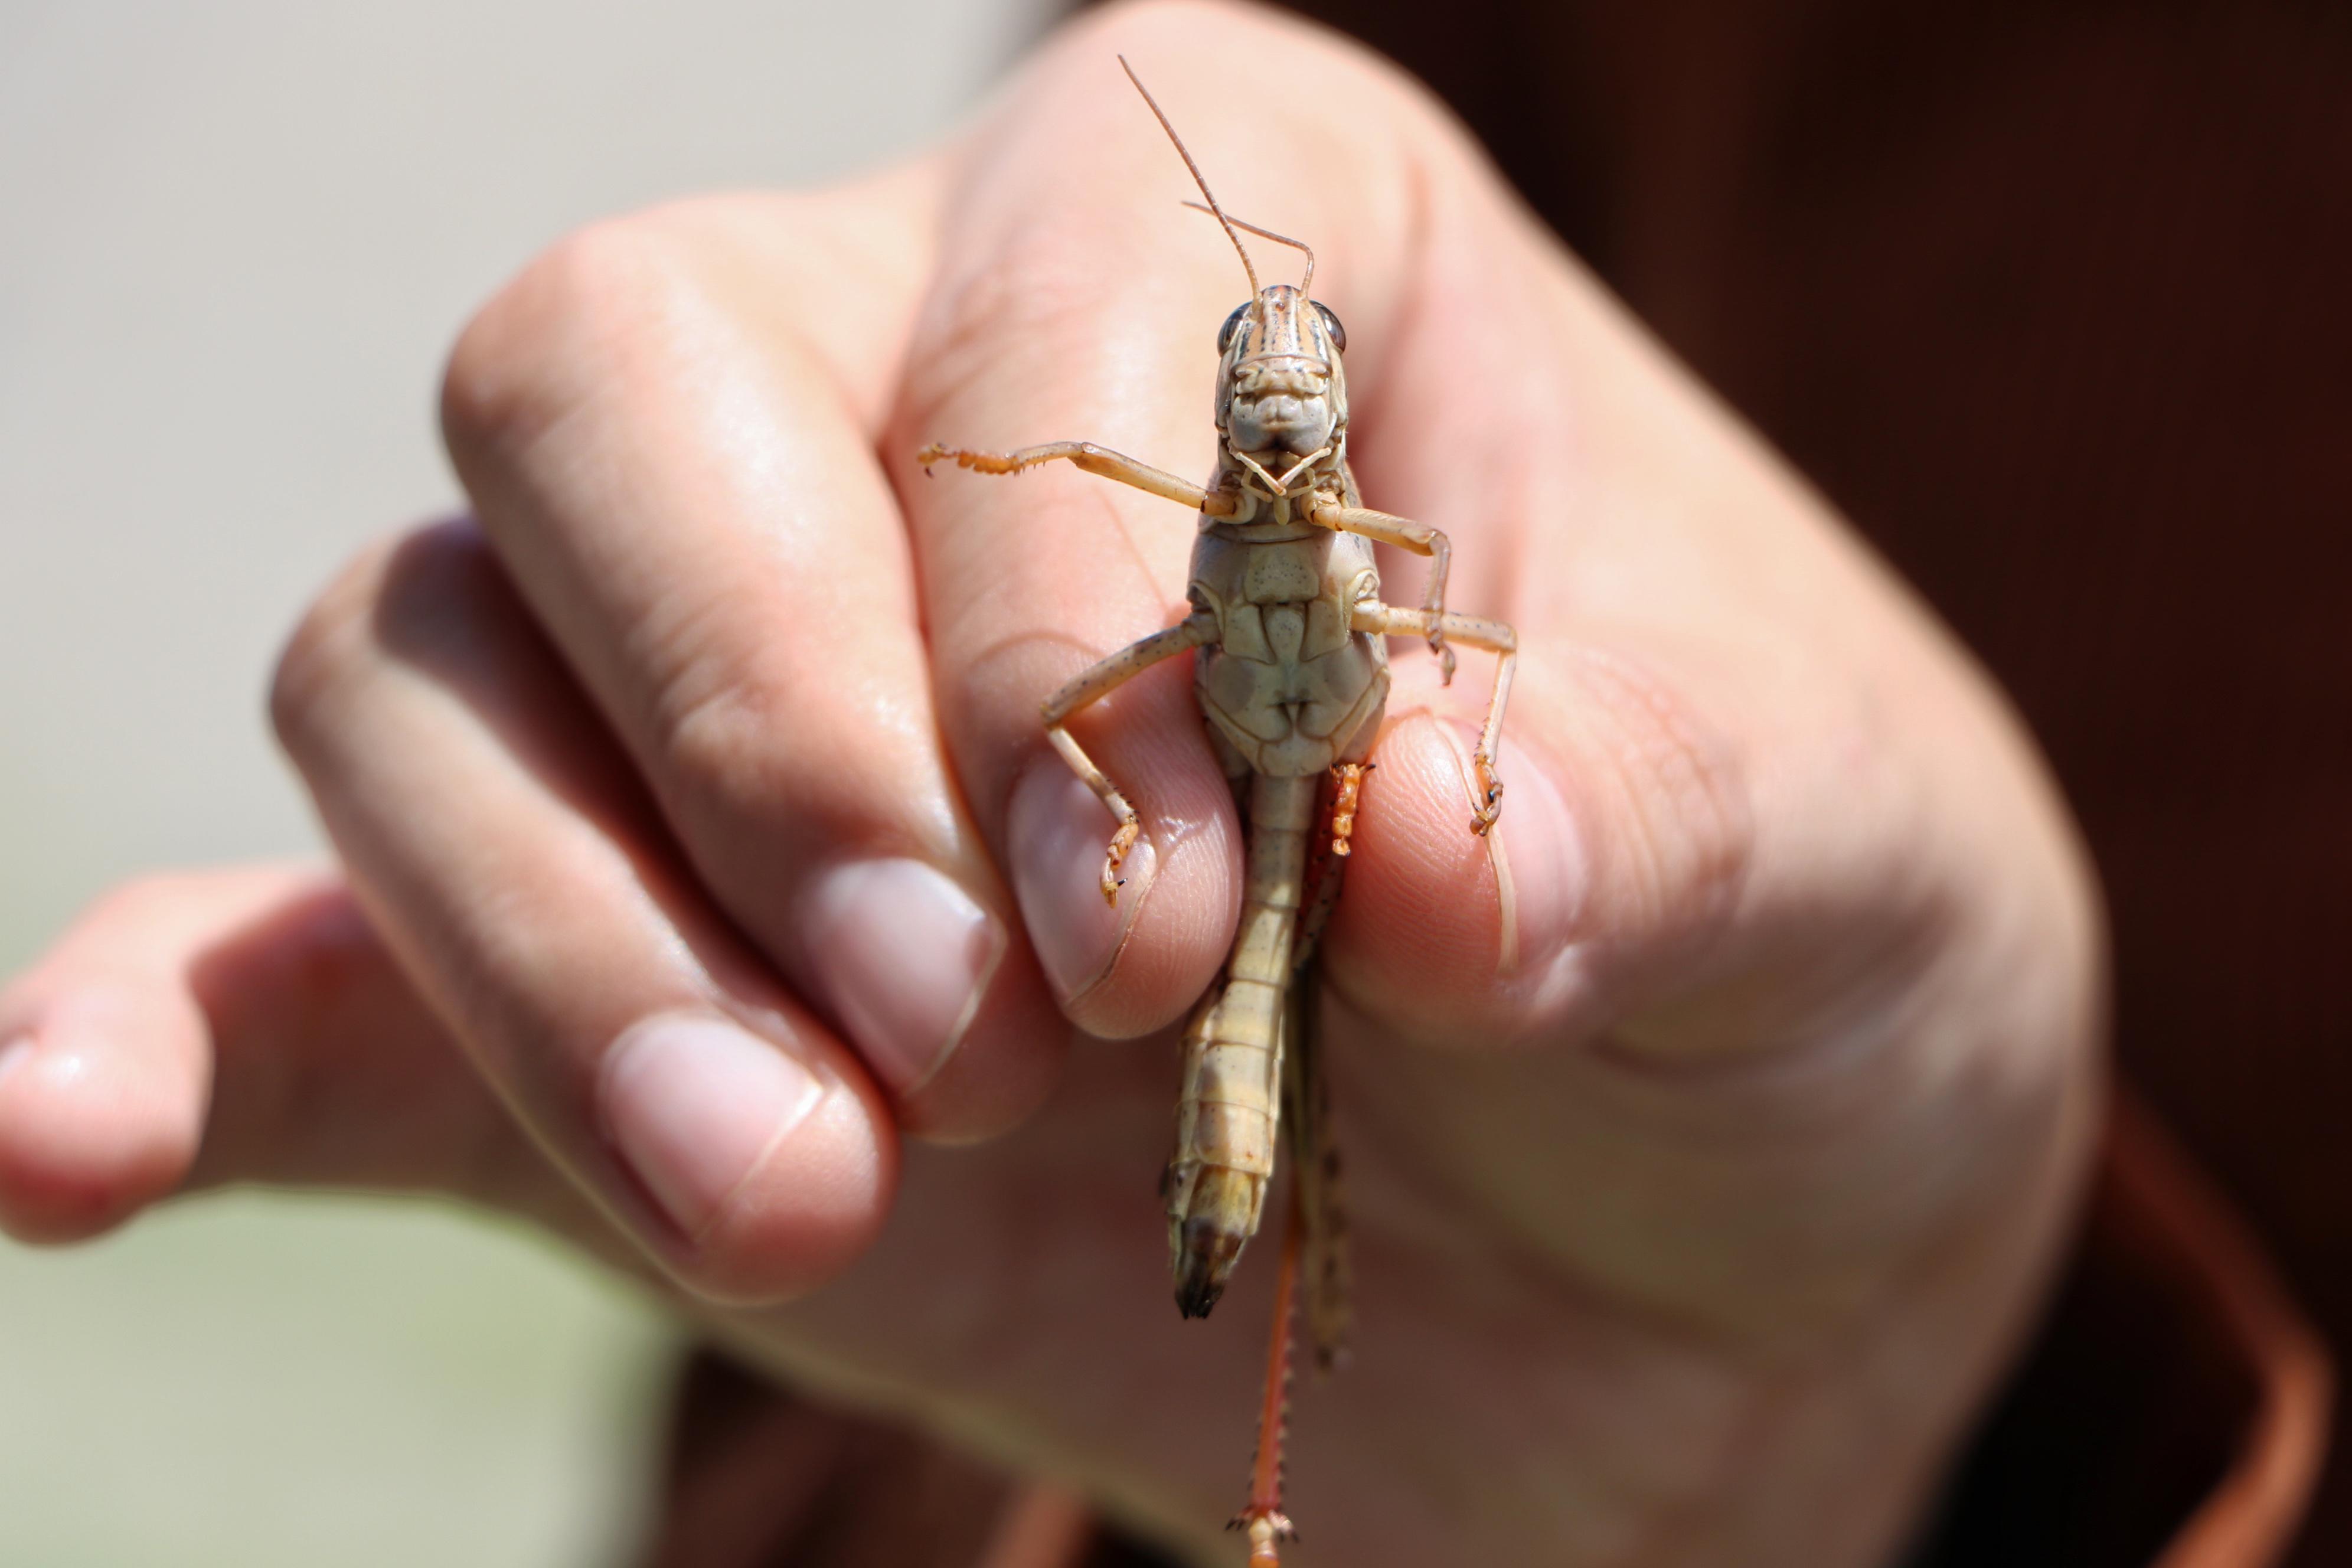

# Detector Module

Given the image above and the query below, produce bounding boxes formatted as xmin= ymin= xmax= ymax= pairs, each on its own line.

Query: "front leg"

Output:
xmin=1350 ymin=603 xmax=1517 ymax=835
xmin=1310 ymin=501 xmax=1456 ymax=682
xmin=1043 ymin=612 xmax=1220 ymax=900
xmin=918 ymin=440 xmax=1239 ymax=517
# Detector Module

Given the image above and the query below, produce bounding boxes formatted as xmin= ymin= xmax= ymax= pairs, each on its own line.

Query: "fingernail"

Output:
xmin=801 ymin=858 xmax=1004 ymax=1096
xmin=1423 ymin=717 xmax=1586 ymax=975
xmin=1007 ymin=760 xmax=1159 ymax=1001
xmin=1484 ymin=733 xmax=1585 ymax=975
xmin=600 ymin=1012 xmax=824 ymax=1239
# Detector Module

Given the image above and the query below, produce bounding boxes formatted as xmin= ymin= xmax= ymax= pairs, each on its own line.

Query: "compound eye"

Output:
xmin=1217 ymin=302 xmax=1250 ymax=353
xmin=1312 ymin=300 xmax=1347 ymax=354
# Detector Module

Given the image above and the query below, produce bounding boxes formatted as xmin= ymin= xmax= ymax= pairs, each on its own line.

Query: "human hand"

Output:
xmin=0 ymin=5 xmax=2103 ymax=1563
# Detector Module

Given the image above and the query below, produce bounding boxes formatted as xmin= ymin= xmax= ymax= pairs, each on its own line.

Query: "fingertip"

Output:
xmin=792 ymin=854 xmax=1069 ymax=1145
xmin=1077 ymin=811 xmax=1240 ymax=1042
xmin=598 ymin=1010 xmax=899 ymax=1306
xmin=1007 ymin=753 xmax=1240 ymax=1042
xmin=669 ymin=1080 xmax=901 ymax=1307
xmin=1326 ymin=711 xmax=1595 ymax=1048
xmin=0 ymin=991 xmax=207 ymax=1244
xmin=1325 ymin=716 xmax=1512 ymax=1034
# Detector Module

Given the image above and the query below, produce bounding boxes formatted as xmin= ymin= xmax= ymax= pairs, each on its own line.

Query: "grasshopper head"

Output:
xmin=1114 ymin=57 xmax=1347 ymax=483
xmin=1217 ymin=284 xmax=1348 ymax=466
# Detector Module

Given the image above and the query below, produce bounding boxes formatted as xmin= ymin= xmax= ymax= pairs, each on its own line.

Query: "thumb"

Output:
xmin=1321 ymin=638 xmax=1771 ymax=1056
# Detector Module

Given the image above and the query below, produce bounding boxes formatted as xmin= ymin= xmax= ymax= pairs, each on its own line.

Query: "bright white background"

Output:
xmin=0 ymin=3 xmax=1051 ymax=1562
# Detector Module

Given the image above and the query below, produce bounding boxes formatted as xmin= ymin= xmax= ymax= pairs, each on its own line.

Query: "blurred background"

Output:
xmin=8 ymin=1 xmax=2351 ymax=1564
xmin=0 ymin=4 xmax=1050 ymax=1563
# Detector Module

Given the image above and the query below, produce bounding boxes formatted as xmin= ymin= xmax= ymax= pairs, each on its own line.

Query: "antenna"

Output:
xmin=1118 ymin=55 xmax=1259 ymax=298
xmin=1183 ymin=204 xmax=1314 ymax=293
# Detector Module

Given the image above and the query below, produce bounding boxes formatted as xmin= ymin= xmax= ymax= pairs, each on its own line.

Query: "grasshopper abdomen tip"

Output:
xmin=1174 ymin=1220 xmax=1244 ymax=1318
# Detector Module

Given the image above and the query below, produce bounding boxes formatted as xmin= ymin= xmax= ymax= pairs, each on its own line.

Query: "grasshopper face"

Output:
xmin=1217 ymin=284 xmax=1348 ymax=468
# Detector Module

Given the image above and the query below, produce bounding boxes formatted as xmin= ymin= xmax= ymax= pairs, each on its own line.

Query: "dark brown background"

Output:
xmin=1249 ymin=0 xmax=2350 ymax=1561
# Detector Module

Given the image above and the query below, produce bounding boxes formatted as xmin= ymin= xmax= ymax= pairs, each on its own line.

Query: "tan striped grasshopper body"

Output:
xmin=919 ymin=58 xmax=1517 ymax=1563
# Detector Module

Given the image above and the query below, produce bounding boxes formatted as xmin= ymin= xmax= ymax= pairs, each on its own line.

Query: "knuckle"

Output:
xmin=917 ymin=213 xmax=1128 ymax=420
xmin=269 ymin=520 xmax=494 ymax=762
xmin=439 ymin=208 xmax=710 ymax=476
xmin=654 ymin=661 xmax=790 ymax=815
xmin=642 ymin=590 xmax=919 ymax=848
xmin=268 ymin=537 xmax=397 ymax=761
xmin=652 ymin=659 xmax=891 ymax=845
xmin=1087 ymin=1 xmax=1455 ymax=133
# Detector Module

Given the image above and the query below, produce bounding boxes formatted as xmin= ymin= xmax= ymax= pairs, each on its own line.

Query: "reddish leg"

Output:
xmin=1230 ymin=1197 xmax=1302 ymax=1564
xmin=1326 ymin=760 xmax=1370 ymax=858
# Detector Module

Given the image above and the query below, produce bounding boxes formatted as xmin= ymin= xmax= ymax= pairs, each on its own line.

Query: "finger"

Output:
xmin=889 ymin=5 xmax=1439 ymax=1037
xmin=272 ymin=521 xmax=896 ymax=1304
xmin=0 ymin=875 xmax=232 ymax=1242
xmin=0 ymin=866 xmax=600 ymax=1245
xmin=439 ymin=178 xmax=1061 ymax=1139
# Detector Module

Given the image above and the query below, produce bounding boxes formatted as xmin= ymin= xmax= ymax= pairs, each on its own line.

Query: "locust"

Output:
xmin=919 ymin=58 xmax=1517 ymax=1564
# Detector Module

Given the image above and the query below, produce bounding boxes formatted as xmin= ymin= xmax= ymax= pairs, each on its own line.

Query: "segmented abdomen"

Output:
xmin=1165 ymin=770 xmax=1316 ymax=1317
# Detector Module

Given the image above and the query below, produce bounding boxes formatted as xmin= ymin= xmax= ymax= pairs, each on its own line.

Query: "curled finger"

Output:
xmin=272 ymin=521 xmax=896 ymax=1304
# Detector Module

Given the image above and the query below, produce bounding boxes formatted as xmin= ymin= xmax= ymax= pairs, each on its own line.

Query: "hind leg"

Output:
xmin=1350 ymin=603 xmax=1517 ymax=834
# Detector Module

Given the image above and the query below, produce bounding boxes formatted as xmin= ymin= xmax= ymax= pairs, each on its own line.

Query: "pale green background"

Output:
xmin=1 ymin=3 xmax=1047 ymax=1562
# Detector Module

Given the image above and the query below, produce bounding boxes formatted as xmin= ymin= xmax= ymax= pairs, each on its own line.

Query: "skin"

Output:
xmin=0 ymin=5 xmax=2106 ymax=1565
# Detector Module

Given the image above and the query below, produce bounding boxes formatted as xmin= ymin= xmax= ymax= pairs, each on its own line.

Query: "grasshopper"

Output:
xmin=919 ymin=58 xmax=1517 ymax=1563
